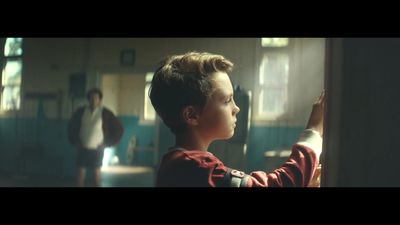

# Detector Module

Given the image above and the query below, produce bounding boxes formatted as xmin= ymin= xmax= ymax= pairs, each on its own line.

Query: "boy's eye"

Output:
xmin=225 ymin=97 xmax=232 ymax=104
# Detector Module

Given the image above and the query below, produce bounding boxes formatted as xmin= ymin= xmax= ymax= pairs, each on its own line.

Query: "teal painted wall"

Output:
xmin=0 ymin=116 xmax=304 ymax=178
xmin=0 ymin=117 xmax=74 ymax=178
xmin=0 ymin=115 xmax=156 ymax=179
xmin=116 ymin=116 xmax=155 ymax=167
xmin=246 ymin=126 xmax=304 ymax=172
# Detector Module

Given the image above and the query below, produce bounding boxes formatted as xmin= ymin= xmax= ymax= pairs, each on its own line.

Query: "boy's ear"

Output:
xmin=182 ymin=106 xmax=200 ymax=126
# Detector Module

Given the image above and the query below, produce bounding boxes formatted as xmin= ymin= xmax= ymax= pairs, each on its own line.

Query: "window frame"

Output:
xmin=141 ymin=72 xmax=156 ymax=124
xmin=1 ymin=38 xmax=23 ymax=112
xmin=253 ymin=38 xmax=293 ymax=124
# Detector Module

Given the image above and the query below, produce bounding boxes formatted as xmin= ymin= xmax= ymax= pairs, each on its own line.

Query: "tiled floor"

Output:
xmin=0 ymin=166 xmax=155 ymax=187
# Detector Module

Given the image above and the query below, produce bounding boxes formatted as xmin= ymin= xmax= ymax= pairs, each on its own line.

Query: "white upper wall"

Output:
xmin=19 ymin=38 xmax=258 ymax=119
xmin=14 ymin=38 xmax=324 ymax=124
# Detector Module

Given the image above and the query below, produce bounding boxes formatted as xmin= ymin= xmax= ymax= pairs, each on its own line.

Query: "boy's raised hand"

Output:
xmin=308 ymin=164 xmax=322 ymax=187
xmin=306 ymin=90 xmax=325 ymax=136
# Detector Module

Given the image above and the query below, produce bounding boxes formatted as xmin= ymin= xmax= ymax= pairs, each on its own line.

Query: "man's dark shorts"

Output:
xmin=77 ymin=148 xmax=104 ymax=168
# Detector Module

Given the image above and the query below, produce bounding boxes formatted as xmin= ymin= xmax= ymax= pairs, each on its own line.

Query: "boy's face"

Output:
xmin=196 ymin=72 xmax=240 ymax=141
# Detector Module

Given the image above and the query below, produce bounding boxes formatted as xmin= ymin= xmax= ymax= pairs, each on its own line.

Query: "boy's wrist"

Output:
xmin=296 ymin=129 xmax=323 ymax=159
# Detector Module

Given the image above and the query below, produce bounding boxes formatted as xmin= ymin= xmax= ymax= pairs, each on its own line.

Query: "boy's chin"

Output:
xmin=219 ymin=132 xmax=235 ymax=140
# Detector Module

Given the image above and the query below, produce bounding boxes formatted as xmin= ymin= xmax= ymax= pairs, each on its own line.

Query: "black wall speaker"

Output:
xmin=69 ymin=73 xmax=86 ymax=98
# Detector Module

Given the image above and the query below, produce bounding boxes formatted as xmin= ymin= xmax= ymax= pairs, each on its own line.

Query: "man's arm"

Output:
xmin=67 ymin=107 xmax=84 ymax=146
xmin=102 ymin=108 xmax=124 ymax=147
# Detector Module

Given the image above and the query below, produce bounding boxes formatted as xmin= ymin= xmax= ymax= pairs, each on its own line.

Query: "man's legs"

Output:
xmin=92 ymin=148 xmax=104 ymax=187
xmin=93 ymin=167 xmax=102 ymax=187
xmin=77 ymin=148 xmax=103 ymax=187
xmin=77 ymin=167 xmax=86 ymax=187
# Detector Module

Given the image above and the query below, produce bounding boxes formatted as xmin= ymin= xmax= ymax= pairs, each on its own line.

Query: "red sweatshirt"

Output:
xmin=156 ymin=129 xmax=322 ymax=187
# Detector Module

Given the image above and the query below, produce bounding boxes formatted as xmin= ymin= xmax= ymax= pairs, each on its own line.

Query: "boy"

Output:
xmin=150 ymin=52 xmax=323 ymax=187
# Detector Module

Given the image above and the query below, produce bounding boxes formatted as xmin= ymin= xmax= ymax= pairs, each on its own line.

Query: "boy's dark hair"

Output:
xmin=149 ymin=52 xmax=234 ymax=134
xmin=86 ymin=88 xmax=103 ymax=100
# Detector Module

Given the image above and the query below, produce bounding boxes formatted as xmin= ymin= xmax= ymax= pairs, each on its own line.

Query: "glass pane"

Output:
xmin=261 ymin=38 xmax=289 ymax=47
xmin=144 ymin=83 xmax=156 ymax=121
xmin=261 ymin=88 xmax=286 ymax=114
xmin=1 ymin=86 xmax=20 ymax=110
xmin=258 ymin=53 xmax=289 ymax=117
xmin=262 ymin=54 xmax=289 ymax=87
xmin=4 ymin=38 xmax=23 ymax=56
xmin=2 ymin=59 xmax=22 ymax=85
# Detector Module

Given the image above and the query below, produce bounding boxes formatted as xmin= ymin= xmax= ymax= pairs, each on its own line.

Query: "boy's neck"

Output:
xmin=175 ymin=133 xmax=210 ymax=152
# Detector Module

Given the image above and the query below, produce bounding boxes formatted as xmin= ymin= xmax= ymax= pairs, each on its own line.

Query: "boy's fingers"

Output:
xmin=316 ymin=90 xmax=325 ymax=104
xmin=314 ymin=168 xmax=321 ymax=176
xmin=319 ymin=90 xmax=325 ymax=100
xmin=314 ymin=165 xmax=322 ymax=176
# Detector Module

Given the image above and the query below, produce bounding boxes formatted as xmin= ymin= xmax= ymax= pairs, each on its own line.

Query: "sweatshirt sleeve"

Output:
xmin=158 ymin=129 xmax=322 ymax=187
xmin=210 ymin=129 xmax=322 ymax=187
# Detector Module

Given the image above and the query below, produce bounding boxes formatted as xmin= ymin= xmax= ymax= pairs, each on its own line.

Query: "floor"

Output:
xmin=0 ymin=165 xmax=155 ymax=187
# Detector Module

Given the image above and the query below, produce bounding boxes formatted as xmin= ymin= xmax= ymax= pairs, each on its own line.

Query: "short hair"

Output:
xmin=149 ymin=52 xmax=234 ymax=134
xmin=86 ymin=88 xmax=103 ymax=100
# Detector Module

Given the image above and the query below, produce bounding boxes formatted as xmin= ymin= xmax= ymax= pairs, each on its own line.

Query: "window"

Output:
xmin=1 ymin=38 xmax=23 ymax=111
xmin=255 ymin=38 xmax=290 ymax=121
xmin=144 ymin=72 xmax=156 ymax=121
xmin=261 ymin=38 xmax=289 ymax=47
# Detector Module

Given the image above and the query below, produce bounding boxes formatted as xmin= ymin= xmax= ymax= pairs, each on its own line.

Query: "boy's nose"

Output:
xmin=234 ymin=105 xmax=240 ymax=114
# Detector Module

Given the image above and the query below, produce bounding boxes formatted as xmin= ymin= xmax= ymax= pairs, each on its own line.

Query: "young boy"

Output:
xmin=150 ymin=52 xmax=324 ymax=187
